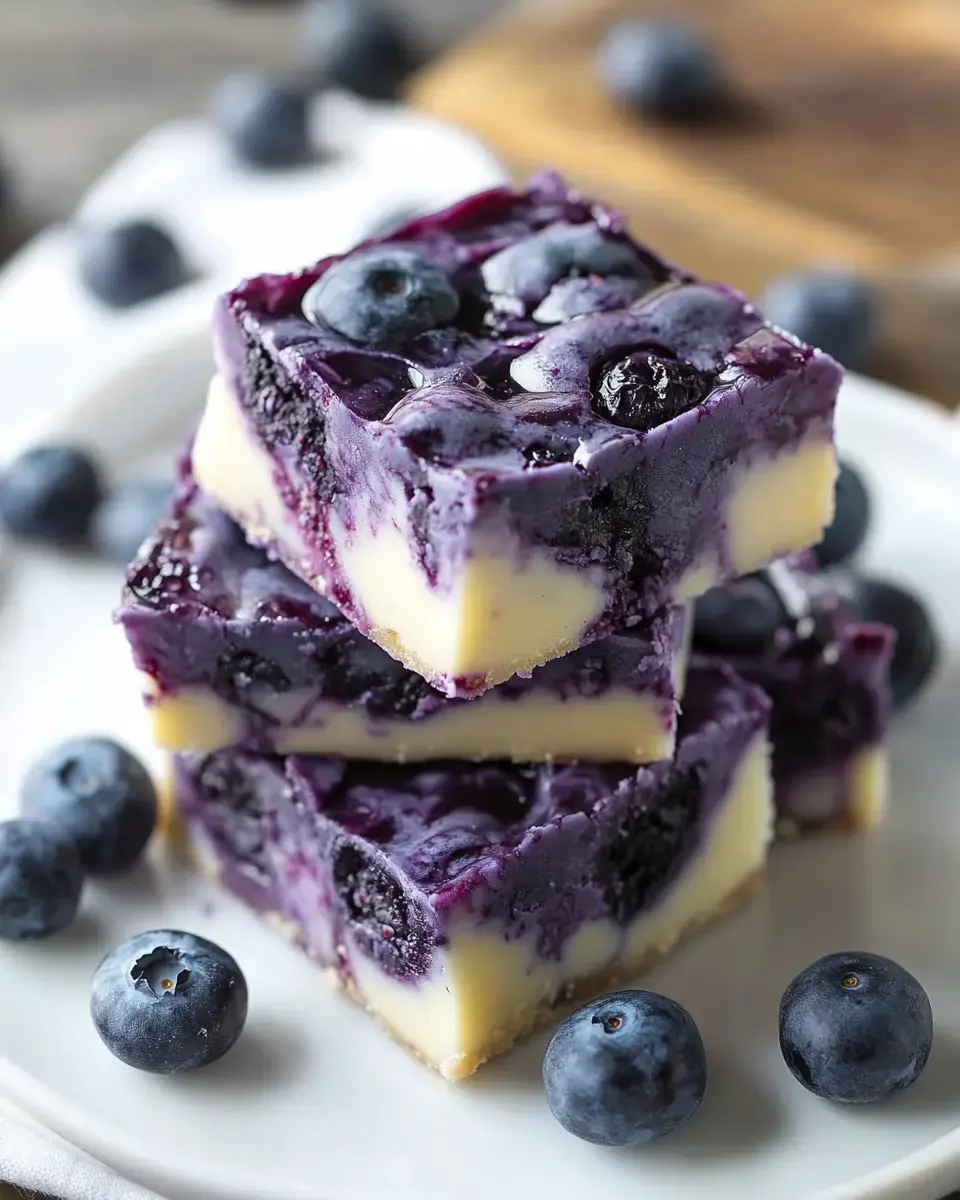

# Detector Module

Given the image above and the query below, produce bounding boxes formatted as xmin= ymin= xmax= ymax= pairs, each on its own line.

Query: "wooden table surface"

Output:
xmin=0 ymin=2 xmax=957 ymax=1198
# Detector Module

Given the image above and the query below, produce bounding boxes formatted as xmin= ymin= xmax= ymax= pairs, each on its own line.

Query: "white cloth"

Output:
xmin=0 ymin=1100 xmax=165 ymax=1200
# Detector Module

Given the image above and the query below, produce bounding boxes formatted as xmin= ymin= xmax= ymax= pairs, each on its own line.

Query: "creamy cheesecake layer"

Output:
xmin=121 ymin=474 xmax=689 ymax=762
xmin=350 ymin=735 xmax=771 ymax=1078
xmin=196 ymin=372 xmax=835 ymax=690
xmin=146 ymin=680 xmax=679 ymax=763
xmin=172 ymin=666 xmax=773 ymax=1078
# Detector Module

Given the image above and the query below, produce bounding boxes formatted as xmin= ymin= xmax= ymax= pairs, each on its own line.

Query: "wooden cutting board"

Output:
xmin=410 ymin=0 xmax=960 ymax=409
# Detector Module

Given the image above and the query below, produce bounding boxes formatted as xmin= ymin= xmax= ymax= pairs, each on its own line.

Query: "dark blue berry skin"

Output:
xmin=693 ymin=573 xmax=788 ymax=655
xmin=595 ymin=352 xmax=710 ymax=431
xmin=213 ymin=75 xmax=310 ymax=169
xmin=300 ymin=0 xmax=416 ymax=101
xmin=78 ymin=220 xmax=187 ymax=309
xmin=91 ymin=930 xmax=248 ymax=1073
xmin=814 ymin=461 xmax=871 ymax=567
xmin=303 ymin=248 xmax=460 ymax=345
xmin=597 ymin=20 xmax=726 ymax=119
xmin=21 ymin=739 xmax=157 ymax=876
xmin=0 ymin=820 xmax=84 ymax=941
xmin=853 ymin=577 xmax=939 ymax=709
xmin=779 ymin=952 xmax=932 ymax=1103
xmin=543 ymin=990 xmax=706 ymax=1145
xmin=92 ymin=480 xmax=172 ymax=565
xmin=0 ymin=445 xmax=102 ymax=544
xmin=760 ymin=270 xmax=877 ymax=372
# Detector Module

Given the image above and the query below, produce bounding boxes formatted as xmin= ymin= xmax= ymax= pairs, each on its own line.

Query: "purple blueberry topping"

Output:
xmin=91 ymin=929 xmax=249 ymax=1073
xmin=544 ymin=990 xmax=707 ymax=1145
xmin=532 ymin=274 xmax=649 ymax=324
xmin=20 ymin=738 xmax=157 ymax=875
xmin=597 ymin=20 xmax=726 ymax=119
xmin=0 ymin=820 xmax=84 ymax=941
xmin=78 ymin=219 xmax=187 ymax=309
xmin=302 ymin=248 xmax=460 ymax=346
xmin=595 ymin=351 xmax=710 ymax=431
xmin=779 ymin=952 xmax=932 ymax=1103
xmin=0 ymin=445 xmax=103 ymax=544
xmin=212 ymin=74 xmax=310 ymax=169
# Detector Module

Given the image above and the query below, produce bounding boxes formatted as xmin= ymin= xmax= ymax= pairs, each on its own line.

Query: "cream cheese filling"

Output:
xmin=776 ymin=743 xmax=889 ymax=837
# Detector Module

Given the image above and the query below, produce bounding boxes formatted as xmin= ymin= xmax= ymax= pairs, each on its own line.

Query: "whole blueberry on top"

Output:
xmin=92 ymin=479 xmax=172 ymax=566
xmin=779 ymin=951 xmax=932 ymax=1103
xmin=481 ymin=223 xmax=653 ymax=314
xmin=814 ymin=460 xmax=871 ymax=568
xmin=594 ymin=351 xmax=710 ymax=431
xmin=693 ymin=571 xmax=789 ymax=655
xmin=0 ymin=819 xmax=84 ymax=941
xmin=543 ymin=989 xmax=706 ymax=1145
xmin=91 ymin=929 xmax=248 ymax=1073
xmin=303 ymin=248 xmax=460 ymax=345
xmin=299 ymin=0 xmax=416 ymax=101
xmin=78 ymin=219 xmax=187 ymax=309
xmin=597 ymin=20 xmax=726 ymax=119
xmin=760 ymin=269 xmax=877 ymax=372
xmin=21 ymin=738 xmax=157 ymax=875
xmin=853 ymin=576 xmax=939 ymax=709
xmin=0 ymin=445 xmax=102 ymax=544
xmin=213 ymin=74 xmax=310 ymax=169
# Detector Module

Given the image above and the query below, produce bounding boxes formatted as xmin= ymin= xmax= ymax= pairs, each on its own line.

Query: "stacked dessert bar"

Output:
xmin=119 ymin=172 xmax=892 ymax=1079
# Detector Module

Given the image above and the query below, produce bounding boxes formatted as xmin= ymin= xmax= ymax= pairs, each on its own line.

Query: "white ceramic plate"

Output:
xmin=0 ymin=331 xmax=959 ymax=1200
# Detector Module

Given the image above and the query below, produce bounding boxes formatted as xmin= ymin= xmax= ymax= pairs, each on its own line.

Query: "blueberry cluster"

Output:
xmin=0 ymin=443 xmax=171 ymax=564
xmin=545 ymin=954 xmax=933 ymax=1145
xmin=0 ymin=737 xmax=248 ymax=1073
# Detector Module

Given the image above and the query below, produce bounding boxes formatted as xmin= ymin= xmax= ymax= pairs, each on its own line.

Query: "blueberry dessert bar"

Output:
xmin=693 ymin=559 xmax=894 ymax=834
xmin=120 ymin=469 xmax=689 ymax=763
xmin=193 ymin=171 xmax=840 ymax=697
xmin=172 ymin=666 xmax=772 ymax=1078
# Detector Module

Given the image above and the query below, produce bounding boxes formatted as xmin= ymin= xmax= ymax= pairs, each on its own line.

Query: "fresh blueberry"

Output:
xmin=91 ymin=929 xmax=248 ymax=1073
xmin=213 ymin=74 xmax=310 ymax=168
xmin=92 ymin=480 xmax=172 ymax=565
xmin=597 ymin=20 xmax=726 ymax=119
xmin=760 ymin=269 xmax=877 ymax=372
xmin=78 ymin=219 xmax=187 ymax=309
xmin=0 ymin=445 xmax=102 ymax=544
xmin=533 ymin=275 xmax=648 ymax=324
xmin=543 ymin=990 xmax=706 ymax=1145
xmin=482 ymin=223 xmax=651 ymax=312
xmin=299 ymin=0 xmax=417 ymax=101
xmin=853 ymin=577 xmax=939 ymax=709
xmin=0 ymin=820 xmax=84 ymax=941
xmin=779 ymin=951 xmax=932 ymax=1103
xmin=814 ymin=461 xmax=871 ymax=567
xmin=693 ymin=573 xmax=789 ymax=655
xmin=21 ymin=739 xmax=157 ymax=875
xmin=594 ymin=351 xmax=709 ymax=431
xmin=303 ymin=248 xmax=460 ymax=345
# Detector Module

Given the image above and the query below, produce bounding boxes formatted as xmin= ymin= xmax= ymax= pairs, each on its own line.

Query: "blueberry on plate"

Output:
xmin=92 ymin=479 xmax=172 ymax=565
xmin=0 ymin=445 xmax=102 ymax=544
xmin=21 ymin=738 xmax=157 ymax=875
xmin=594 ymin=352 xmax=710 ymax=432
xmin=212 ymin=74 xmax=310 ymax=169
xmin=543 ymin=990 xmax=706 ymax=1145
xmin=299 ymin=0 xmax=417 ymax=101
xmin=91 ymin=929 xmax=248 ymax=1073
xmin=814 ymin=460 xmax=871 ymax=567
xmin=0 ymin=819 xmax=84 ymax=941
xmin=780 ymin=951 xmax=932 ymax=1103
xmin=597 ymin=20 xmax=726 ymax=119
xmin=303 ymin=247 xmax=460 ymax=345
xmin=760 ymin=269 xmax=877 ymax=372
xmin=853 ymin=576 xmax=939 ymax=709
xmin=78 ymin=218 xmax=187 ymax=309
xmin=693 ymin=572 xmax=789 ymax=655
